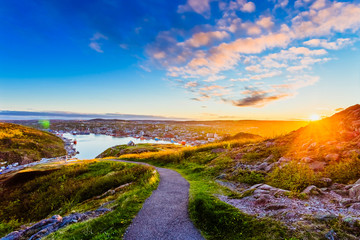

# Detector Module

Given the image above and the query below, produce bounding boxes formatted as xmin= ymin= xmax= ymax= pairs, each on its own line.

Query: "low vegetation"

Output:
xmin=97 ymin=143 xmax=182 ymax=158
xmin=0 ymin=160 xmax=159 ymax=238
xmin=0 ymin=123 xmax=66 ymax=164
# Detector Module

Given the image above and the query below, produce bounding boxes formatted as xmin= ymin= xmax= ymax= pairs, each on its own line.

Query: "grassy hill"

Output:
xmin=0 ymin=123 xmax=66 ymax=164
xmin=0 ymin=160 xmax=158 ymax=238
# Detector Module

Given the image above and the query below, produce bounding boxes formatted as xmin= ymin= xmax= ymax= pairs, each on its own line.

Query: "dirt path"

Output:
xmin=112 ymin=160 xmax=204 ymax=240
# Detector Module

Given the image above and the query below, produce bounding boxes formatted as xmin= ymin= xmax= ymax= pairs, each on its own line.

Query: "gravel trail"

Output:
xmin=112 ymin=160 xmax=204 ymax=240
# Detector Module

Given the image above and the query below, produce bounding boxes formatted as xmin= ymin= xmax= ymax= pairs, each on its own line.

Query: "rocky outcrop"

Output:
xmin=349 ymin=184 xmax=360 ymax=201
xmin=2 ymin=208 xmax=110 ymax=240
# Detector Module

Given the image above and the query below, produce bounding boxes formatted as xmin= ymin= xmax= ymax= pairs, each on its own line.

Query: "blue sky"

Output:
xmin=0 ymin=0 xmax=359 ymax=120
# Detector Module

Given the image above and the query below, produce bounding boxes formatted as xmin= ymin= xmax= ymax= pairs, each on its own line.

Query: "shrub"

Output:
xmin=266 ymin=161 xmax=317 ymax=192
xmin=234 ymin=170 xmax=265 ymax=185
xmin=324 ymin=154 xmax=360 ymax=184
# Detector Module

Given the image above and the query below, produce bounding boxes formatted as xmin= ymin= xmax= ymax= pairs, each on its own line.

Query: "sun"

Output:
xmin=309 ymin=114 xmax=321 ymax=121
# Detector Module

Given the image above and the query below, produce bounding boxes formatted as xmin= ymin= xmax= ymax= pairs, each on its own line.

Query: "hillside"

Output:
xmin=110 ymin=104 xmax=360 ymax=239
xmin=0 ymin=123 xmax=66 ymax=164
xmin=0 ymin=160 xmax=158 ymax=238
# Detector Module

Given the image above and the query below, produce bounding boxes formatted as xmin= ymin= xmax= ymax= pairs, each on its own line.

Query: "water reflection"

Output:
xmin=63 ymin=133 xmax=171 ymax=159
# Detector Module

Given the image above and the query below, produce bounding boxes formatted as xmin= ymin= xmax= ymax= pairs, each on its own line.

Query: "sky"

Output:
xmin=0 ymin=0 xmax=359 ymax=120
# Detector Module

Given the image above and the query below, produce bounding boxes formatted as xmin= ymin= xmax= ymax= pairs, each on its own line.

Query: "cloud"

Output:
xmin=256 ymin=16 xmax=274 ymax=29
xmin=249 ymin=70 xmax=282 ymax=80
xmin=146 ymin=0 xmax=360 ymax=108
xmin=200 ymin=85 xmax=225 ymax=91
xmin=89 ymin=33 xmax=108 ymax=53
xmin=292 ymin=1 xmax=360 ymax=38
xmin=303 ymin=38 xmax=354 ymax=50
xmin=185 ymin=81 xmax=198 ymax=88
xmin=178 ymin=0 xmax=211 ymax=17
xmin=231 ymin=90 xmax=290 ymax=107
xmin=179 ymin=31 xmax=230 ymax=48
xmin=240 ymin=1 xmax=256 ymax=13
xmin=274 ymin=0 xmax=289 ymax=9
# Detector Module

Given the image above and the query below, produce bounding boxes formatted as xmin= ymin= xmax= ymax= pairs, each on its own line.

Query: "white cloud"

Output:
xmin=303 ymin=38 xmax=354 ymax=50
xmin=179 ymin=31 xmax=230 ymax=48
xmin=240 ymin=1 xmax=256 ymax=12
xmin=89 ymin=33 xmax=108 ymax=53
xmin=178 ymin=0 xmax=211 ymax=17
xmin=256 ymin=16 xmax=274 ymax=29
xmin=89 ymin=42 xmax=104 ymax=53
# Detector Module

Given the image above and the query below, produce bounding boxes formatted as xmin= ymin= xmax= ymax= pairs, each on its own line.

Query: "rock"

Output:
xmin=349 ymin=202 xmax=360 ymax=210
xmin=315 ymin=214 xmax=337 ymax=222
xmin=332 ymin=189 xmax=349 ymax=197
xmin=331 ymin=183 xmax=346 ymax=190
xmin=355 ymin=178 xmax=360 ymax=185
xmin=234 ymin=153 xmax=244 ymax=160
xmin=265 ymin=204 xmax=287 ymax=211
xmin=308 ymin=161 xmax=326 ymax=171
xmin=325 ymin=153 xmax=340 ymax=161
xmin=3 ymin=207 xmax=111 ymax=240
xmin=301 ymin=157 xmax=313 ymax=163
xmin=278 ymin=157 xmax=291 ymax=163
xmin=265 ymin=163 xmax=275 ymax=172
xmin=216 ymin=174 xmax=226 ymax=179
xmin=264 ymin=154 xmax=274 ymax=162
xmin=302 ymin=185 xmax=323 ymax=195
xmin=257 ymin=162 xmax=268 ymax=171
xmin=2 ymin=231 xmax=22 ymax=240
xmin=307 ymin=142 xmax=317 ymax=150
xmin=317 ymin=178 xmax=332 ymax=187
xmin=325 ymin=229 xmax=338 ymax=240
xmin=349 ymin=184 xmax=360 ymax=201
xmin=255 ymin=194 xmax=271 ymax=205
xmin=211 ymin=148 xmax=227 ymax=153
xmin=265 ymin=141 xmax=275 ymax=147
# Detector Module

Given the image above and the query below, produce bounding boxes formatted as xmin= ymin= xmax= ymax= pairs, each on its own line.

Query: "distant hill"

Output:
xmin=0 ymin=123 xmax=66 ymax=164
xmin=222 ymin=132 xmax=262 ymax=141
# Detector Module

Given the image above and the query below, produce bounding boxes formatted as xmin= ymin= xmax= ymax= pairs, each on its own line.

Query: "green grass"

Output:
xmin=0 ymin=160 xmax=159 ymax=238
xmin=0 ymin=122 xmax=66 ymax=164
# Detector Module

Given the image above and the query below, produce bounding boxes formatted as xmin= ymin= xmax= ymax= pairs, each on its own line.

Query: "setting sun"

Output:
xmin=309 ymin=114 xmax=321 ymax=121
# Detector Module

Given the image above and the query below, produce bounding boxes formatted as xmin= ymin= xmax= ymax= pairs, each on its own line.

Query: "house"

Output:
xmin=127 ymin=140 xmax=136 ymax=146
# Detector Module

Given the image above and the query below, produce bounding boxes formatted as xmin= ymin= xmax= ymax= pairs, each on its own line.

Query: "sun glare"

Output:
xmin=309 ymin=114 xmax=321 ymax=121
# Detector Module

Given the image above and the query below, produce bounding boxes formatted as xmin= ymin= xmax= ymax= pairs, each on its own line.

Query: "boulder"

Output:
xmin=265 ymin=163 xmax=275 ymax=172
xmin=325 ymin=154 xmax=340 ymax=161
xmin=349 ymin=184 xmax=360 ymax=201
xmin=278 ymin=157 xmax=291 ymax=163
xmin=264 ymin=154 xmax=274 ymax=162
xmin=315 ymin=213 xmax=337 ymax=222
xmin=349 ymin=202 xmax=360 ymax=210
xmin=265 ymin=141 xmax=275 ymax=147
xmin=301 ymin=157 xmax=313 ymax=163
xmin=307 ymin=142 xmax=317 ymax=150
xmin=257 ymin=162 xmax=268 ymax=171
xmin=255 ymin=194 xmax=271 ymax=205
xmin=317 ymin=178 xmax=332 ymax=187
xmin=308 ymin=161 xmax=326 ymax=171
xmin=302 ymin=185 xmax=323 ymax=195
xmin=265 ymin=204 xmax=287 ymax=211
xmin=354 ymin=178 xmax=360 ymax=185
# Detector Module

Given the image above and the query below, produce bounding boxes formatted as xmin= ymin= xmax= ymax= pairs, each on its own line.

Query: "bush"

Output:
xmin=234 ymin=170 xmax=265 ymax=185
xmin=266 ymin=161 xmax=317 ymax=192
xmin=324 ymin=155 xmax=360 ymax=184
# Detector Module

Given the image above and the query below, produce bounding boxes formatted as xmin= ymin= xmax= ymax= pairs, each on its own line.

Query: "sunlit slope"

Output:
xmin=278 ymin=104 xmax=360 ymax=161
xmin=0 ymin=123 xmax=66 ymax=164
